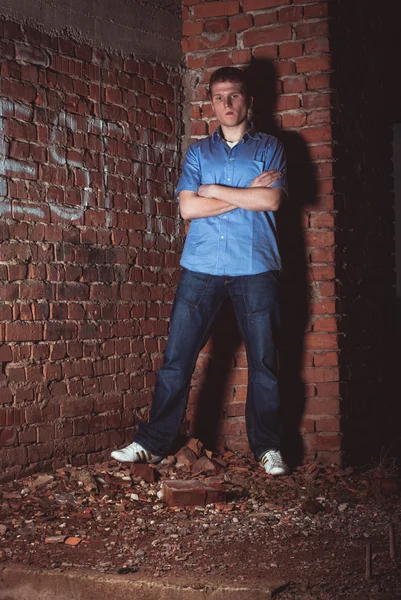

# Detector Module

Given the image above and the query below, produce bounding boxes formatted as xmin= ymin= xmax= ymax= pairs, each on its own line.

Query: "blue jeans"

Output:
xmin=135 ymin=268 xmax=281 ymax=461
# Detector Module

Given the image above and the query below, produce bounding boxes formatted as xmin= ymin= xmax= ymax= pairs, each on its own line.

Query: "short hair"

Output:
xmin=209 ymin=67 xmax=249 ymax=97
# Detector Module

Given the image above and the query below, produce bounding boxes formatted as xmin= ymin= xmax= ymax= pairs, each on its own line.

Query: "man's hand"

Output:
xmin=198 ymin=171 xmax=280 ymax=198
xmin=249 ymin=169 xmax=281 ymax=188
xmin=198 ymin=184 xmax=216 ymax=199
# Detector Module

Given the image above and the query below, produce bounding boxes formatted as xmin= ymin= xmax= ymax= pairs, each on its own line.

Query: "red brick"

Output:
xmin=254 ymin=12 xmax=278 ymax=27
xmin=307 ymin=110 xmax=331 ymax=126
xmin=187 ymin=55 xmax=205 ymax=69
xmin=295 ymin=21 xmax=329 ymax=40
xmin=279 ymin=42 xmax=304 ymax=59
xmin=232 ymin=48 xmax=252 ymax=64
xmin=282 ymin=113 xmax=306 ymax=128
xmin=162 ymin=480 xmax=225 ymax=506
xmin=305 ymin=397 xmax=340 ymax=415
xmin=310 ymin=247 xmax=335 ymax=263
xmin=183 ymin=21 xmax=204 ymax=36
xmin=304 ymin=333 xmax=338 ymax=350
xmin=301 ymin=125 xmax=332 ymax=143
xmin=253 ymin=45 xmax=278 ymax=60
xmin=243 ymin=26 xmax=292 ymax=47
xmin=283 ymin=76 xmax=307 ymax=94
xmin=131 ymin=463 xmax=159 ymax=482
xmin=296 ymin=56 xmax=331 ymax=73
xmin=315 ymin=417 xmax=341 ymax=433
xmin=275 ymin=62 xmax=295 ymax=76
xmin=5 ymin=323 xmax=42 ymax=342
xmin=230 ymin=14 xmax=253 ymax=31
xmin=0 ymin=428 xmax=18 ymax=446
xmin=279 ymin=7 xmax=303 ymax=22
xmin=305 ymin=434 xmax=341 ymax=452
xmin=276 ymin=95 xmax=301 ymax=111
xmin=243 ymin=0 xmax=290 ymax=9
xmin=204 ymin=17 xmax=228 ymax=33
xmin=313 ymin=352 xmax=338 ymax=367
xmin=205 ymin=52 xmax=232 ymax=68
xmin=15 ymin=43 xmax=49 ymax=66
xmin=307 ymin=73 xmax=331 ymax=90
xmin=300 ymin=417 xmax=315 ymax=433
xmin=305 ymin=37 xmax=330 ymax=55
xmin=303 ymin=366 xmax=339 ymax=383
xmin=317 ymin=382 xmax=340 ymax=397
xmin=194 ymin=1 xmax=239 ymax=19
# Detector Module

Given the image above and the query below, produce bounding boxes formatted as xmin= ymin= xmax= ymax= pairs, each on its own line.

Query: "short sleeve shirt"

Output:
xmin=175 ymin=124 xmax=287 ymax=276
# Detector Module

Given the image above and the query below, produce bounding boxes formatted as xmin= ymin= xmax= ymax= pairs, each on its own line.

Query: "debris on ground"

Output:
xmin=0 ymin=441 xmax=400 ymax=599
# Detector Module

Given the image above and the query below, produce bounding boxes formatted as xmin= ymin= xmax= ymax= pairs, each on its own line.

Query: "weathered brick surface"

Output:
xmin=181 ymin=0 xmax=397 ymax=466
xmin=0 ymin=17 xmax=184 ymax=480
xmin=182 ymin=0 xmax=339 ymax=463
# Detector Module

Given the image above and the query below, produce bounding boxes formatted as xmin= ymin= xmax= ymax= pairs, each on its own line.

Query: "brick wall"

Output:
xmin=181 ymin=0 xmax=398 ymax=466
xmin=0 ymin=17 xmax=184 ymax=480
xmin=181 ymin=0 xmax=340 ymax=463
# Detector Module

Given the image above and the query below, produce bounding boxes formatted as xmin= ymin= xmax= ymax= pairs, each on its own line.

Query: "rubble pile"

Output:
xmin=0 ymin=439 xmax=400 ymax=599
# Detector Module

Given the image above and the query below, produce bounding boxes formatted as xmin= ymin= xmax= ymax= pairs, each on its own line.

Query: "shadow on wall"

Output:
xmin=192 ymin=59 xmax=316 ymax=469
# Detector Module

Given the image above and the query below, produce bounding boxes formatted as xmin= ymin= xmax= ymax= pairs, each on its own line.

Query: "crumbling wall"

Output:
xmin=0 ymin=12 xmax=184 ymax=480
xmin=0 ymin=0 xmax=181 ymax=63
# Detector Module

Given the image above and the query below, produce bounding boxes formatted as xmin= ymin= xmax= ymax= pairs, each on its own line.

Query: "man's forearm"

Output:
xmin=179 ymin=191 xmax=235 ymax=220
xmin=209 ymin=184 xmax=283 ymax=212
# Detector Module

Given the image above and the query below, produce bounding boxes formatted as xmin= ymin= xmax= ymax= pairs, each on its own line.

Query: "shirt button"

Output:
xmin=229 ymin=158 xmax=233 ymax=162
xmin=227 ymin=178 xmax=231 ymax=181
xmin=221 ymin=236 xmax=224 ymax=239
xmin=223 ymin=216 xmax=227 ymax=219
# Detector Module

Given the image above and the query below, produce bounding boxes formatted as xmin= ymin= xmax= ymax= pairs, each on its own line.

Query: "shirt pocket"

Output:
xmin=235 ymin=160 xmax=265 ymax=188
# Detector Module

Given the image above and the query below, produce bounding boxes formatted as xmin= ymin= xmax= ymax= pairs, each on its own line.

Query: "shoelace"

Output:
xmin=261 ymin=452 xmax=282 ymax=467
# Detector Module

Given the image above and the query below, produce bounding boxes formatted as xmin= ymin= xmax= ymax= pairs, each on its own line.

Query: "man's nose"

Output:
xmin=224 ymin=96 xmax=232 ymax=107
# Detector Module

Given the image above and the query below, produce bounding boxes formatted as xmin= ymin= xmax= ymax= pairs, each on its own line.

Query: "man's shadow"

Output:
xmin=246 ymin=59 xmax=317 ymax=468
xmin=192 ymin=59 xmax=317 ymax=467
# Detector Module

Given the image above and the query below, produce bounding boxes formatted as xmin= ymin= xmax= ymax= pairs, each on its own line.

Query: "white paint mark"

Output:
xmin=0 ymin=99 xmax=177 ymax=235
xmin=49 ymin=110 xmax=90 ymax=222
xmin=0 ymin=200 xmax=11 ymax=217
xmin=0 ymin=159 xmax=37 ymax=178
xmin=13 ymin=203 xmax=45 ymax=220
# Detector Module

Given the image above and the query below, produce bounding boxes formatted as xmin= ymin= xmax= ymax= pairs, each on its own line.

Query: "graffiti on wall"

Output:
xmin=0 ymin=99 xmax=116 ymax=227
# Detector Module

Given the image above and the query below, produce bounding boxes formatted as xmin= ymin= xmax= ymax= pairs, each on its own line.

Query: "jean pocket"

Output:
xmin=241 ymin=270 xmax=280 ymax=316
xmin=176 ymin=268 xmax=212 ymax=309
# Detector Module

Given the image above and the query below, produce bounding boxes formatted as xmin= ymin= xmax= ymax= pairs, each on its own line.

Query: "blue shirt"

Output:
xmin=176 ymin=125 xmax=287 ymax=276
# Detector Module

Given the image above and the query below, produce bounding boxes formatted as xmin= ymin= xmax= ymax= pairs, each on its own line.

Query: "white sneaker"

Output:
xmin=259 ymin=450 xmax=289 ymax=476
xmin=111 ymin=441 xmax=161 ymax=464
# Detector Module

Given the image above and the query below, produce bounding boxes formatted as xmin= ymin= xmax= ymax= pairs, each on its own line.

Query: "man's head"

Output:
xmin=208 ymin=67 xmax=249 ymax=99
xmin=209 ymin=67 xmax=252 ymax=135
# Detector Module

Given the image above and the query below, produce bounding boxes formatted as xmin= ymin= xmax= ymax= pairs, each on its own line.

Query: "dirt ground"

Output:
xmin=1 ymin=443 xmax=400 ymax=599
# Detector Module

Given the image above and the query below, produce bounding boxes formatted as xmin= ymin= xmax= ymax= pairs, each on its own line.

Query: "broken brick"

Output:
xmin=130 ymin=463 xmax=159 ymax=483
xmin=162 ymin=479 xmax=226 ymax=507
xmin=175 ymin=446 xmax=198 ymax=468
xmin=192 ymin=456 xmax=217 ymax=474
xmin=184 ymin=437 xmax=204 ymax=457
xmin=64 ymin=536 xmax=82 ymax=546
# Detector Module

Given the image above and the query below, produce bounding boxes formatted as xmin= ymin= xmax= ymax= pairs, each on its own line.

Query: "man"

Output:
xmin=112 ymin=67 xmax=289 ymax=475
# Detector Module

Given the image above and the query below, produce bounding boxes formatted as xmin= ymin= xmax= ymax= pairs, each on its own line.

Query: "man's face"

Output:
xmin=210 ymin=80 xmax=251 ymax=129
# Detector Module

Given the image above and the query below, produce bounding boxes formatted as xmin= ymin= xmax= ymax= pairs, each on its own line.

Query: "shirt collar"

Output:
xmin=212 ymin=122 xmax=261 ymax=143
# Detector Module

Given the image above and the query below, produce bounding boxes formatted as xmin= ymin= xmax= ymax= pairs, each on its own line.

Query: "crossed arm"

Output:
xmin=179 ymin=170 xmax=285 ymax=220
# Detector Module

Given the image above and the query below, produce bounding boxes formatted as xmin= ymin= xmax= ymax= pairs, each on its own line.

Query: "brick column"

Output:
xmin=181 ymin=0 xmax=389 ymax=465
